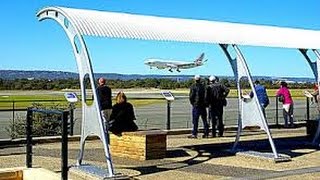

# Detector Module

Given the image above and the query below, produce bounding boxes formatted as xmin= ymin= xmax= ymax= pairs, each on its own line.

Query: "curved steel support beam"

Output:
xmin=312 ymin=49 xmax=320 ymax=145
xmin=219 ymin=44 xmax=279 ymax=159
xmin=299 ymin=49 xmax=319 ymax=81
xmin=219 ymin=44 xmax=242 ymax=150
xmin=37 ymin=7 xmax=114 ymax=177
xmin=300 ymin=49 xmax=320 ymax=145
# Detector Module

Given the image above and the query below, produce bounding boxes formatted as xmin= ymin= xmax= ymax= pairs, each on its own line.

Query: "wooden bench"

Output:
xmin=109 ymin=130 xmax=167 ymax=160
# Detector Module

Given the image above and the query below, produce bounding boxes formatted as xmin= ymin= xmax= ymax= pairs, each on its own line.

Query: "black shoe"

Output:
xmin=202 ymin=135 xmax=209 ymax=138
xmin=211 ymin=134 xmax=216 ymax=138
xmin=218 ymin=134 xmax=223 ymax=137
xmin=188 ymin=135 xmax=197 ymax=139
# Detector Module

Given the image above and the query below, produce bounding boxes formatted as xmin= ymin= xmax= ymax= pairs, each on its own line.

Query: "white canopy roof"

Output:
xmin=37 ymin=6 xmax=320 ymax=49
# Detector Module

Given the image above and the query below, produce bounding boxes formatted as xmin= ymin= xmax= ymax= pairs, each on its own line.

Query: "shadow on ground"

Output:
xmin=1 ymin=130 xmax=318 ymax=178
xmin=126 ymin=135 xmax=319 ymax=177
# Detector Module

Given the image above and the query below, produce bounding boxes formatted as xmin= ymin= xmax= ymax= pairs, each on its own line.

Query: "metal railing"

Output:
xmin=0 ymin=96 xmax=318 ymax=139
xmin=26 ymin=108 xmax=69 ymax=180
xmin=0 ymin=99 xmax=76 ymax=139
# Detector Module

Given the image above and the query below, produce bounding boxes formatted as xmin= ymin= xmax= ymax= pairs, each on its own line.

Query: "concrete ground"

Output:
xmin=0 ymin=127 xmax=320 ymax=179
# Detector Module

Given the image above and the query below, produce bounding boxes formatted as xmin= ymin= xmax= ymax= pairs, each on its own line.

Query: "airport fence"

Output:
xmin=0 ymin=96 xmax=318 ymax=139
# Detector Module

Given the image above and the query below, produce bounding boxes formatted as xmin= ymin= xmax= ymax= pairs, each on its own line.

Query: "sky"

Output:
xmin=1 ymin=0 xmax=320 ymax=78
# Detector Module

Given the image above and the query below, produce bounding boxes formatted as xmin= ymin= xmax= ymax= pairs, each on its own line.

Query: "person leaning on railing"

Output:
xmin=276 ymin=81 xmax=294 ymax=128
xmin=250 ymin=80 xmax=269 ymax=118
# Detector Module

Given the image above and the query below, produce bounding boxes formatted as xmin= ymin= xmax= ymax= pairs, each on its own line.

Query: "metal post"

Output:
xmin=69 ymin=105 xmax=74 ymax=136
xmin=61 ymin=111 xmax=69 ymax=180
xmin=167 ymin=101 xmax=171 ymax=130
xmin=275 ymin=96 xmax=279 ymax=128
xmin=12 ymin=100 xmax=15 ymax=136
xmin=26 ymin=108 xmax=33 ymax=168
xmin=306 ymin=97 xmax=310 ymax=121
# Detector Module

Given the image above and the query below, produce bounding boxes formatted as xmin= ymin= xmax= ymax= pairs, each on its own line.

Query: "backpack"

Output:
xmin=278 ymin=94 xmax=284 ymax=103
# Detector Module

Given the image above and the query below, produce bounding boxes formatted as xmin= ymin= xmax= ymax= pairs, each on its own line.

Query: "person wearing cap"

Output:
xmin=206 ymin=75 xmax=230 ymax=137
xmin=276 ymin=81 xmax=294 ymax=128
xmin=188 ymin=75 xmax=209 ymax=138
xmin=96 ymin=77 xmax=112 ymax=129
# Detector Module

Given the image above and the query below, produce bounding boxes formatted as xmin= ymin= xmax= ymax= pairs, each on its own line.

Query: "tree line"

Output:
xmin=0 ymin=78 xmax=315 ymax=90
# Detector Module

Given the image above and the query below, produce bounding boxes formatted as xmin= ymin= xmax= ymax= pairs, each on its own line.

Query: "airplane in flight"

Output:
xmin=144 ymin=53 xmax=208 ymax=72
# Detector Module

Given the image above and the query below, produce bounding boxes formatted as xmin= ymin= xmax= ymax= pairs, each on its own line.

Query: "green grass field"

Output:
xmin=0 ymin=93 xmax=164 ymax=110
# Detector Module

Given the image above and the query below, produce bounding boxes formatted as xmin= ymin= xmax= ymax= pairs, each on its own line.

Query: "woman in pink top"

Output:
xmin=276 ymin=81 xmax=294 ymax=128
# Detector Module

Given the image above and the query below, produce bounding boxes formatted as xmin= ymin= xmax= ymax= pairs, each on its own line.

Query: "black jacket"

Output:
xmin=96 ymin=85 xmax=112 ymax=109
xmin=189 ymin=82 xmax=207 ymax=108
xmin=207 ymin=82 xmax=230 ymax=107
xmin=109 ymin=102 xmax=138 ymax=135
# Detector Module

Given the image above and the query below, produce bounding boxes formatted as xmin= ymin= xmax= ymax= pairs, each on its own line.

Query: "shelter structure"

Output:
xmin=37 ymin=6 xmax=320 ymax=175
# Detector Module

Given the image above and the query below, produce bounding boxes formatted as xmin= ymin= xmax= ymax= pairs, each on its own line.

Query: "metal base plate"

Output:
xmin=236 ymin=151 xmax=291 ymax=163
xmin=70 ymin=164 xmax=129 ymax=180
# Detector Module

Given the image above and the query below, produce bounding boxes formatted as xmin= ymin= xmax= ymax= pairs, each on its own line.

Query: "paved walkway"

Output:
xmin=0 ymin=127 xmax=320 ymax=179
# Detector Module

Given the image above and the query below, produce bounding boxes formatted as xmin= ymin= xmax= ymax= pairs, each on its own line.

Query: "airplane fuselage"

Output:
xmin=145 ymin=57 xmax=205 ymax=72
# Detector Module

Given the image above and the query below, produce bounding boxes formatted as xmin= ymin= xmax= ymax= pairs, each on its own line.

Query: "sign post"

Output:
xmin=161 ymin=91 xmax=175 ymax=130
xmin=64 ymin=92 xmax=78 ymax=135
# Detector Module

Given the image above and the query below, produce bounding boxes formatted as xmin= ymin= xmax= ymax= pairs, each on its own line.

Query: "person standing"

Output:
xmin=206 ymin=75 xmax=230 ymax=137
xmin=250 ymin=80 xmax=269 ymax=117
xmin=188 ymin=75 xmax=209 ymax=138
xmin=96 ymin=77 xmax=112 ymax=128
xmin=276 ymin=81 xmax=294 ymax=128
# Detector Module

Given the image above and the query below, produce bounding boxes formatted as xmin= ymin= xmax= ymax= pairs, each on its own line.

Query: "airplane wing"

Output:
xmin=177 ymin=63 xmax=196 ymax=69
xmin=166 ymin=63 xmax=178 ymax=68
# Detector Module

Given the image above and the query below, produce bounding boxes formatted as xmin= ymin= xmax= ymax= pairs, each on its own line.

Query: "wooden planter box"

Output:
xmin=109 ymin=130 xmax=167 ymax=160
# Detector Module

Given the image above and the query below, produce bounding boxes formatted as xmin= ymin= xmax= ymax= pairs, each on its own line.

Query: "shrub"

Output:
xmin=6 ymin=103 xmax=68 ymax=138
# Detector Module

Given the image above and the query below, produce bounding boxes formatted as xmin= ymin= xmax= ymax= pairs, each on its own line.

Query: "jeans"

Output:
xmin=260 ymin=104 xmax=266 ymax=118
xmin=101 ymin=109 xmax=112 ymax=129
xmin=210 ymin=105 xmax=224 ymax=136
xmin=192 ymin=106 xmax=209 ymax=136
xmin=283 ymin=104 xmax=294 ymax=127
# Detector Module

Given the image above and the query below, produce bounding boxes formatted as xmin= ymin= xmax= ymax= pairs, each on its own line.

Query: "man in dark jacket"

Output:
xmin=96 ymin=78 xmax=112 ymax=128
xmin=207 ymin=75 xmax=229 ymax=137
xmin=188 ymin=75 xmax=209 ymax=138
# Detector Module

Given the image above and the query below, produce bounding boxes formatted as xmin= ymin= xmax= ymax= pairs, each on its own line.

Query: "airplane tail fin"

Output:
xmin=194 ymin=53 xmax=206 ymax=65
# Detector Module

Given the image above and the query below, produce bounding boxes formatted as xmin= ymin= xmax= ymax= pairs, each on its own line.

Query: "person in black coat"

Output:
xmin=108 ymin=91 xmax=138 ymax=135
xmin=206 ymin=75 xmax=230 ymax=137
xmin=96 ymin=78 xmax=112 ymax=128
xmin=188 ymin=75 xmax=209 ymax=138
